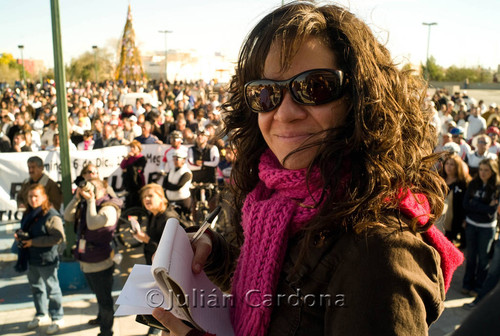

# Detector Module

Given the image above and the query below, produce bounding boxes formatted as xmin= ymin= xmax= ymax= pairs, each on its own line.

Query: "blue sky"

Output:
xmin=1 ymin=0 xmax=499 ymax=71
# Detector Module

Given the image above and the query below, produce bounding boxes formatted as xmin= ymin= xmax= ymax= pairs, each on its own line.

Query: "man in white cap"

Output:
xmin=164 ymin=147 xmax=192 ymax=216
xmin=159 ymin=130 xmax=187 ymax=174
xmin=128 ymin=115 xmax=142 ymax=140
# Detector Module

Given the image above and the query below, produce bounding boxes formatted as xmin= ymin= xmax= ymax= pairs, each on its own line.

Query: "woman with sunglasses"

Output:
xmin=152 ymin=2 xmax=463 ymax=335
xmin=75 ymin=163 xmax=117 ymax=198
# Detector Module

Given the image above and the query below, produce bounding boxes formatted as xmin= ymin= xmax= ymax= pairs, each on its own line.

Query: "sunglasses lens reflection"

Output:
xmin=245 ymin=69 xmax=344 ymax=113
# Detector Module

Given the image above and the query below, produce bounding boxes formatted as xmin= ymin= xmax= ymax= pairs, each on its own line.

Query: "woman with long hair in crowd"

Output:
xmin=132 ymin=183 xmax=180 ymax=336
xmin=440 ymin=152 xmax=470 ymax=247
xmin=462 ymin=158 xmax=500 ymax=296
xmin=152 ymin=2 xmax=463 ymax=335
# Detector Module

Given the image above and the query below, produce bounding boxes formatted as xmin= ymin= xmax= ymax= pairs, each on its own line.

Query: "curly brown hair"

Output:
xmin=222 ymin=2 xmax=445 ymax=242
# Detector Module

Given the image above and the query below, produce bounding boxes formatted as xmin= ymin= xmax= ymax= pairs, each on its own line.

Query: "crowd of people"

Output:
xmin=7 ymin=80 xmax=500 ymax=335
xmin=5 ymin=69 xmax=235 ymax=335
xmin=2 ymin=73 xmax=234 ymax=213
xmin=7 ymin=2 xmax=500 ymax=335
xmin=431 ymin=88 xmax=500 ymax=313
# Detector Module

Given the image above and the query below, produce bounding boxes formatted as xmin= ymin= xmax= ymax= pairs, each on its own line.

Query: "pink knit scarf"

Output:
xmin=231 ymin=150 xmax=463 ymax=336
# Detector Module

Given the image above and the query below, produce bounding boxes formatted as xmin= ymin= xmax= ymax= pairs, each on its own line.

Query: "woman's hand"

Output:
xmin=152 ymin=308 xmax=192 ymax=336
xmin=187 ymin=232 xmax=212 ymax=274
xmin=21 ymin=239 xmax=33 ymax=248
xmin=80 ymin=187 xmax=94 ymax=201
xmin=132 ymin=229 xmax=149 ymax=243
xmin=490 ymin=199 xmax=499 ymax=207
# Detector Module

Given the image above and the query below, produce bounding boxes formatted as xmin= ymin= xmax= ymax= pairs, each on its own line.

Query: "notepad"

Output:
xmin=115 ymin=218 xmax=234 ymax=335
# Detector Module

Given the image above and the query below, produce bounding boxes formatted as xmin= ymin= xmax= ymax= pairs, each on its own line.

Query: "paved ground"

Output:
xmin=0 ymin=221 xmax=478 ymax=336
xmin=0 ymin=226 xmax=151 ymax=336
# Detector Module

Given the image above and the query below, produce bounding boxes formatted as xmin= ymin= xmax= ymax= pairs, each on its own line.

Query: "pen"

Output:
xmin=190 ymin=205 xmax=222 ymax=244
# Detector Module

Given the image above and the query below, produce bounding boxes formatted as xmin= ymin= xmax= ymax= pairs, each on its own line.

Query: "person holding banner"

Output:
xmin=17 ymin=156 xmax=62 ymax=212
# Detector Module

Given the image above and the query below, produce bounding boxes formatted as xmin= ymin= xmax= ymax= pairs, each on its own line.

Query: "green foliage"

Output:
xmin=445 ymin=66 xmax=493 ymax=83
xmin=418 ymin=55 xmax=496 ymax=83
xmin=0 ymin=53 xmax=24 ymax=85
xmin=0 ymin=53 xmax=19 ymax=67
xmin=66 ymin=49 xmax=115 ymax=82
xmin=425 ymin=56 xmax=446 ymax=81
xmin=0 ymin=63 xmax=20 ymax=84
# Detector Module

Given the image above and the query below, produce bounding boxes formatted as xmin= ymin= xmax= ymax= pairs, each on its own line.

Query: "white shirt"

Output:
xmin=489 ymin=143 xmax=500 ymax=155
xmin=439 ymin=112 xmax=453 ymax=136
xmin=466 ymin=115 xmax=486 ymax=140
xmin=160 ymin=145 xmax=189 ymax=173
xmin=166 ymin=165 xmax=192 ymax=201
xmin=466 ymin=151 xmax=497 ymax=168
xmin=458 ymin=140 xmax=472 ymax=160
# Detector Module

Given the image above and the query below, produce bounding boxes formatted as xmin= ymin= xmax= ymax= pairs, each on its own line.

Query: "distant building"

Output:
xmin=16 ymin=59 xmax=46 ymax=77
xmin=142 ymin=49 xmax=234 ymax=83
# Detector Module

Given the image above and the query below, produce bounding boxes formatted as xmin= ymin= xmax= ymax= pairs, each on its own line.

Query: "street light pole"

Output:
xmin=92 ymin=45 xmax=98 ymax=83
xmin=158 ymin=30 xmax=172 ymax=82
xmin=18 ymin=45 xmax=25 ymax=85
xmin=422 ymin=22 xmax=437 ymax=81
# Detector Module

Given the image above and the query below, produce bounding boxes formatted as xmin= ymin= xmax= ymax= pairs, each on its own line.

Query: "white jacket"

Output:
xmin=166 ymin=165 xmax=192 ymax=201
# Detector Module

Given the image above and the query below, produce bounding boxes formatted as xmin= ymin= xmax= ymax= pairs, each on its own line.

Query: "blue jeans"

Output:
xmin=27 ymin=263 xmax=64 ymax=320
xmin=84 ymin=265 xmax=114 ymax=336
xmin=463 ymin=224 xmax=496 ymax=291
xmin=476 ymin=239 xmax=500 ymax=302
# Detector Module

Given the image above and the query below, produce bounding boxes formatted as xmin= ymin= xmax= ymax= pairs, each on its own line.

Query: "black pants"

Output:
xmin=85 ymin=265 xmax=114 ymax=336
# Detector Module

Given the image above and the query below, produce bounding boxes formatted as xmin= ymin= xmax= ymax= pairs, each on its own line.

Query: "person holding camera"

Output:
xmin=14 ymin=184 xmax=65 ymax=334
xmin=63 ymin=178 xmax=122 ymax=336
xmin=75 ymin=163 xmax=117 ymax=198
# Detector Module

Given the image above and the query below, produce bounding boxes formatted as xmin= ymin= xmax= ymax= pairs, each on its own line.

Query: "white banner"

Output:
xmin=0 ymin=144 xmax=171 ymax=224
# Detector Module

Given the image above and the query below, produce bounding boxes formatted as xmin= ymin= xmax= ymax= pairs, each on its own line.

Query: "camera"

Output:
xmin=78 ymin=180 xmax=93 ymax=193
xmin=16 ymin=229 xmax=30 ymax=248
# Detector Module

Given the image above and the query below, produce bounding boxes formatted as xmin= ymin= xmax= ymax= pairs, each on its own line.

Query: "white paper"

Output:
xmin=128 ymin=216 xmax=141 ymax=233
xmin=115 ymin=218 xmax=234 ymax=335
xmin=114 ymin=264 xmax=171 ymax=316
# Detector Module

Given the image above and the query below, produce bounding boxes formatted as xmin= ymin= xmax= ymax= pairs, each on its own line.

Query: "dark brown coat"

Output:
xmin=205 ymin=217 xmax=445 ymax=335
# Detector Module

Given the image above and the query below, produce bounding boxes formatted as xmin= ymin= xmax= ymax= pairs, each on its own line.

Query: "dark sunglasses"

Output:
xmin=83 ymin=170 xmax=97 ymax=175
xmin=244 ymin=68 xmax=347 ymax=113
